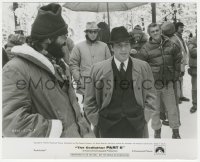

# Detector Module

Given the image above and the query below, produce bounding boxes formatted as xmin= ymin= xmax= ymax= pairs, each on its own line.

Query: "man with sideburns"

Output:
xmin=84 ymin=26 xmax=157 ymax=138
xmin=2 ymin=3 xmax=94 ymax=138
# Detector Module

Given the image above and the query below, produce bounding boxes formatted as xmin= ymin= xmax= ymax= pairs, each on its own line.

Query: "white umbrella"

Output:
xmin=63 ymin=2 xmax=148 ymax=29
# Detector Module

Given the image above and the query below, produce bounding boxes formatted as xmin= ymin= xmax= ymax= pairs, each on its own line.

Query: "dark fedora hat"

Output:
xmin=109 ymin=26 xmax=131 ymax=44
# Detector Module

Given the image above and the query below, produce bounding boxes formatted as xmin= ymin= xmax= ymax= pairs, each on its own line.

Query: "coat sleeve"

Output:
xmin=172 ymin=43 xmax=182 ymax=73
xmin=84 ymin=65 xmax=99 ymax=127
xmin=2 ymin=66 xmax=63 ymax=137
xmin=188 ymin=40 xmax=197 ymax=58
xmin=135 ymin=45 xmax=149 ymax=61
xmin=69 ymin=45 xmax=81 ymax=81
xmin=142 ymin=62 xmax=157 ymax=122
xmin=105 ymin=45 xmax=111 ymax=59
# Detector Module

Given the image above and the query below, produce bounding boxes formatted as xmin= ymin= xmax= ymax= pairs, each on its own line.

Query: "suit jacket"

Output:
xmin=84 ymin=57 xmax=157 ymax=127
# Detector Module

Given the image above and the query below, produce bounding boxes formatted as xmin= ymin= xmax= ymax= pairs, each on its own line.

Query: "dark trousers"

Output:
xmin=99 ymin=118 xmax=145 ymax=138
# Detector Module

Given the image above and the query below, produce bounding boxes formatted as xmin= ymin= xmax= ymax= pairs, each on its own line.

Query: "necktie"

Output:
xmin=120 ymin=62 xmax=126 ymax=77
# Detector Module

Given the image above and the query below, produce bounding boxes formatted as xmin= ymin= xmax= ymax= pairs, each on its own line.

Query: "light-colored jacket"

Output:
xmin=69 ymin=40 xmax=111 ymax=94
xmin=174 ymin=33 xmax=190 ymax=71
xmin=2 ymin=44 xmax=94 ymax=138
xmin=84 ymin=57 xmax=157 ymax=127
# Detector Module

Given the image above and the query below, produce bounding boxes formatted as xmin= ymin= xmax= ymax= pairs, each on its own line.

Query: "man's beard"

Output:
xmin=85 ymin=34 xmax=99 ymax=43
xmin=46 ymin=41 xmax=66 ymax=59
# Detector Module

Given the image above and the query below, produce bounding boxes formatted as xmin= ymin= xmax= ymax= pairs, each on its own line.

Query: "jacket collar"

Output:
xmin=102 ymin=56 xmax=141 ymax=77
xmin=149 ymin=35 xmax=169 ymax=45
xmin=11 ymin=44 xmax=55 ymax=75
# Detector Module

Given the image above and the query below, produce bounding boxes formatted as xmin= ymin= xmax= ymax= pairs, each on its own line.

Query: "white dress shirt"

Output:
xmin=114 ymin=56 xmax=129 ymax=71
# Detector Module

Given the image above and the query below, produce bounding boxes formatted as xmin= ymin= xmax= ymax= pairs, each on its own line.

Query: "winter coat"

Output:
xmin=174 ymin=33 xmax=190 ymax=71
xmin=69 ymin=40 xmax=111 ymax=95
xmin=2 ymin=44 xmax=94 ymax=138
xmin=137 ymin=36 xmax=182 ymax=84
xmin=130 ymin=32 xmax=148 ymax=51
xmin=84 ymin=57 xmax=157 ymax=128
xmin=188 ymin=37 xmax=197 ymax=75
xmin=63 ymin=37 xmax=74 ymax=65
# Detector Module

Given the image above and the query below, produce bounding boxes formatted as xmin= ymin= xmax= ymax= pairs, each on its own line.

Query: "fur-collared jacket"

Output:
xmin=2 ymin=44 xmax=94 ymax=138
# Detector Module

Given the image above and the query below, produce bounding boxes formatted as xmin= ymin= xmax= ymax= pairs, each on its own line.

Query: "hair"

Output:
xmin=147 ymin=23 xmax=160 ymax=35
xmin=175 ymin=22 xmax=184 ymax=31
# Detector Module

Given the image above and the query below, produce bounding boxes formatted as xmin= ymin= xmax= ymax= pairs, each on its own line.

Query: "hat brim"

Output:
xmin=109 ymin=36 xmax=132 ymax=44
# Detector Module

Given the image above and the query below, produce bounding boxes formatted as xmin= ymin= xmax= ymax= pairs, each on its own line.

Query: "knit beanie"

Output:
xmin=161 ymin=22 xmax=175 ymax=36
xmin=31 ymin=3 xmax=68 ymax=40
xmin=131 ymin=25 xmax=143 ymax=34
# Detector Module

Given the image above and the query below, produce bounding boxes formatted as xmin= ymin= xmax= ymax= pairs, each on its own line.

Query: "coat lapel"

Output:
xmin=101 ymin=57 xmax=114 ymax=109
xmin=131 ymin=58 xmax=141 ymax=88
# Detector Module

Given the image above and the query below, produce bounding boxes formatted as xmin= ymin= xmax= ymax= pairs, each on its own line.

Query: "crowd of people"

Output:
xmin=2 ymin=3 xmax=197 ymax=138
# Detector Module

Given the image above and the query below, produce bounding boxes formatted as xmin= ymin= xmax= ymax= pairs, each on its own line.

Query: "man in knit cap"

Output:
xmin=161 ymin=21 xmax=182 ymax=126
xmin=69 ymin=21 xmax=111 ymax=103
xmin=2 ymin=3 xmax=94 ymax=138
xmin=129 ymin=25 xmax=148 ymax=57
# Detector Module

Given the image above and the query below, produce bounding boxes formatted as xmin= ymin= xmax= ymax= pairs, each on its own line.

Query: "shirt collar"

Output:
xmin=114 ymin=56 xmax=129 ymax=71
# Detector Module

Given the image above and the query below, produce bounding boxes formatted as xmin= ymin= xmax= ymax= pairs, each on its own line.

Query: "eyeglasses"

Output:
xmin=87 ymin=30 xmax=98 ymax=34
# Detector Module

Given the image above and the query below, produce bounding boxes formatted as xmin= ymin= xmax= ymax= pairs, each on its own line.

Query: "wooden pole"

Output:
xmin=13 ymin=2 xmax=20 ymax=28
xmin=107 ymin=2 xmax=110 ymax=30
xmin=151 ymin=3 xmax=156 ymax=23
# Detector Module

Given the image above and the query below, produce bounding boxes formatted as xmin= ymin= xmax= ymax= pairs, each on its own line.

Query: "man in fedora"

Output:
xmin=70 ymin=21 xmax=111 ymax=103
xmin=84 ymin=26 xmax=157 ymax=138
xmin=2 ymin=3 xmax=94 ymax=137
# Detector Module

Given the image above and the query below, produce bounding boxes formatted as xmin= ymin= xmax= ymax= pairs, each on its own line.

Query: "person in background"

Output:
xmin=97 ymin=22 xmax=112 ymax=55
xmin=2 ymin=3 xmax=94 ymax=138
xmin=4 ymin=34 xmax=26 ymax=60
xmin=129 ymin=25 xmax=148 ymax=57
xmin=174 ymin=22 xmax=190 ymax=104
xmin=161 ymin=21 xmax=182 ymax=126
xmin=2 ymin=48 xmax=9 ymax=67
xmin=138 ymin=23 xmax=182 ymax=139
xmin=63 ymin=37 xmax=74 ymax=65
xmin=188 ymin=34 xmax=197 ymax=113
xmin=84 ymin=26 xmax=157 ymax=138
xmin=97 ymin=22 xmax=110 ymax=44
xmin=69 ymin=21 xmax=111 ymax=103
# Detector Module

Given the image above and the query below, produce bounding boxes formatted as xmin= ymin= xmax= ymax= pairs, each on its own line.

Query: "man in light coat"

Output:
xmin=69 ymin=22 xmax=111 ymax=101
xmin=174 ymin=22 xmax=190 ymax=104
xmin=84 ymin=26 xmax=157 ymax=138
xmin=2 ymin=3 xmax=94 ymax=138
